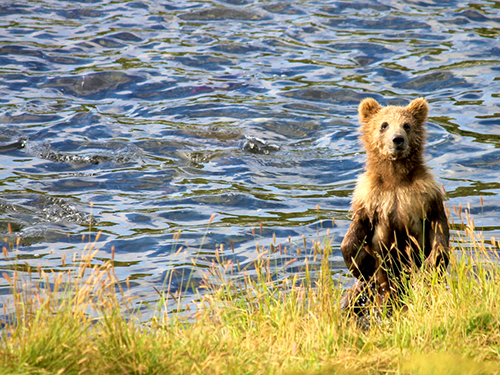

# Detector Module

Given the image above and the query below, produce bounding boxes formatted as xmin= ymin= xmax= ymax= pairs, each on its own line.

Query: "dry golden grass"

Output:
xmin=0 ymin=209 xmax=499 ymax=375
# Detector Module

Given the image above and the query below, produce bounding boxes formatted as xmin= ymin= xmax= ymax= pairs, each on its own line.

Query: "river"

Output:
xmin=0 ymin=0 xmax=499 ymax=317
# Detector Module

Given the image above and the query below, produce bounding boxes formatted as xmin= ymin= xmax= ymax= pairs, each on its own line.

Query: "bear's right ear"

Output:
xmin=359 ymin=98 xmax=381 ymax=123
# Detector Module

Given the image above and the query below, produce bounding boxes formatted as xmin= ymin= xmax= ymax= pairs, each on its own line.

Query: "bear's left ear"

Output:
xmin=406 ymin=98 xmax=428 ymax=123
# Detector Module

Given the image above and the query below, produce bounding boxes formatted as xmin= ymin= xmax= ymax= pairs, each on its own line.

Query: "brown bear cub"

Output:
xmin=340 ymin=97 xmax=449 ymax=309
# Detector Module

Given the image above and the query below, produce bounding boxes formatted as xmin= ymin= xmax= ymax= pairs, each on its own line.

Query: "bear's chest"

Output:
xmin=376 ymin=188 xmax=427 ymax=228
xmin=366 ymin=187 xmax=428 ymax=255
xmin=353 ymin=172 xmax=437 ymax=229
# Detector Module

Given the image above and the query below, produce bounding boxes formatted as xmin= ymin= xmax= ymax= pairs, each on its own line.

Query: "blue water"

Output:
xmin=1 ymin=0 xmax=499 ymax=316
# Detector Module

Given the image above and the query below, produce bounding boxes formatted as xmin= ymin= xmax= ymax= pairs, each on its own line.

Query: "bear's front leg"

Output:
xmin=340 ymin=210 xmax=375 ymax=309
xmin=340 ymin=210 xmax=375 ymax=281
xmin=424 ymin=199 xmax=450 ymax=270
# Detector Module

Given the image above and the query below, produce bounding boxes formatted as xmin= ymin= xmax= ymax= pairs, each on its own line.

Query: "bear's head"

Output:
xmin=358 ymin=98 xmax=428 ymax=161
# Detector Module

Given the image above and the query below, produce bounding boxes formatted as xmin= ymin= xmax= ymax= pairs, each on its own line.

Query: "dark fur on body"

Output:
xmin=340 ymin=98 xmax=449 ymax=307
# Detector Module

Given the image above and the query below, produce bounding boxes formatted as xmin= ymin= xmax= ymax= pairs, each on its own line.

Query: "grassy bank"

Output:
xmin=1 ymin=218 xmax=500 ymax=375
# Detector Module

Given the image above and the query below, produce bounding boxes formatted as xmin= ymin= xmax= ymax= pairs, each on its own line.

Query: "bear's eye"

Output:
xmin=380 ymin=122 xmax=389 ymax=131
xmin=403 ymin=123 xmax=411 ymax=131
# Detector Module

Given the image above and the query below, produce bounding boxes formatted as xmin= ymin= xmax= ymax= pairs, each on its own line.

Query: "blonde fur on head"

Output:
xmin=358 ymin=97 xmax=429 ymax=163
xmin=359 ymin=97 xmax=428 ymax=125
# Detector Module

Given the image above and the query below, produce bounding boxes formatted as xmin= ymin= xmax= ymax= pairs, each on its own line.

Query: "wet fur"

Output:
xmin=341 ymin=98 xmax=449 ymax=306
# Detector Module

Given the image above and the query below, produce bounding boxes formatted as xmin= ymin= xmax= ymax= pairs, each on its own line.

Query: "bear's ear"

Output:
xmin=359 ymin=98 xmax=381 ymax=123
xmin=406 ymin=98 xmax=428 ymax=123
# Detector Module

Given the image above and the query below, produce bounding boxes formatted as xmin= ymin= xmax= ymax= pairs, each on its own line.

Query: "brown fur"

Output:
xmin=340 ymin=98 xmax=449 ymax=307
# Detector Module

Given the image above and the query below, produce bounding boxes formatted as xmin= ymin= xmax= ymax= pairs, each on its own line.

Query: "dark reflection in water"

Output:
xmin=0 ymin=0 xmax=499 ymax=317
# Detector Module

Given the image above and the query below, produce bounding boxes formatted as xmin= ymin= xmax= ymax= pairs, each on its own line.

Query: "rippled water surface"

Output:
xmin=1 ymin=0 xmax=500 ymax=315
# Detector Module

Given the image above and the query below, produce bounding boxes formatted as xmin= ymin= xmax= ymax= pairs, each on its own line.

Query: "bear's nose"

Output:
xmin=393 ymin=136 xmax=405 ymax=147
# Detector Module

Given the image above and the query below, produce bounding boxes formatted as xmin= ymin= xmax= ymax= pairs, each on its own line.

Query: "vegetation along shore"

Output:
xmin=1 ymin=206 xmax=499 ymax=375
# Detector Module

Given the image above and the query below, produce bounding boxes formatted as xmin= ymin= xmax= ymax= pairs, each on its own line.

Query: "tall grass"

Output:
xmin=1 ymin=210 xmax=500 ymax=375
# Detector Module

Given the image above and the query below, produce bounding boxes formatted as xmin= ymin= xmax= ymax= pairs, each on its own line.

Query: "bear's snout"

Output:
xmin=385 ymin=130 xmax=408 ymax=158
xmin=392 ymin=135 xmax=405 ymax=148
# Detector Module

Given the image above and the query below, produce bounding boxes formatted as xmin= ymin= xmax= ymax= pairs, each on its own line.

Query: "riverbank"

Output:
xmin=1 ymin=218 xmax=499 ymax=375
